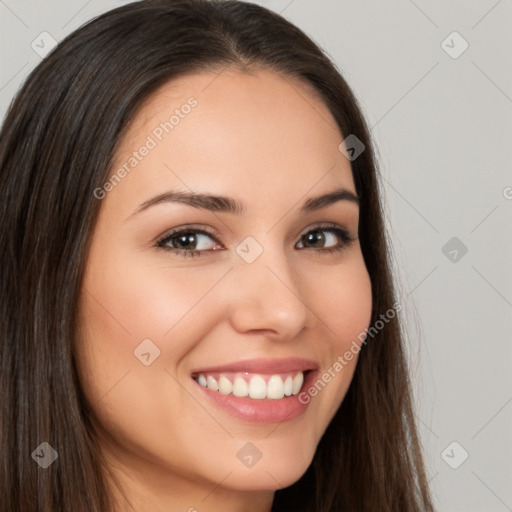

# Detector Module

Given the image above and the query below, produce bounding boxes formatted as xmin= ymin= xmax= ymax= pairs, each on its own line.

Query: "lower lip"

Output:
xmin=192 ymin=370 xmax=317 ymax=424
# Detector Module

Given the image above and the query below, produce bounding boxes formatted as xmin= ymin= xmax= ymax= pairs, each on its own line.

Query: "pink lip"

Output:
xmin=190 ymin=357 xmax=318 ymax=376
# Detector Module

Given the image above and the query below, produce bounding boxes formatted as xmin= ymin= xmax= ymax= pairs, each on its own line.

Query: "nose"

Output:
xmin=226 ymin=242 xmax=310 ymax=340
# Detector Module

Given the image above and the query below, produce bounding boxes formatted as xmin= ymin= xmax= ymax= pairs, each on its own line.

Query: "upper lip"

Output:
xmin=190 ymin=357 xmax=318 ymax=375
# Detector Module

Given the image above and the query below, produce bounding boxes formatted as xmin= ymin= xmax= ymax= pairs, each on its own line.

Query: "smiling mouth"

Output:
xmin=191 ymin=370 xmax=311 ymax=400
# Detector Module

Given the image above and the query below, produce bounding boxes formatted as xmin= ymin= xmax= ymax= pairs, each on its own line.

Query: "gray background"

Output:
xmin=1 ymin=1 xmax=511 ymax=510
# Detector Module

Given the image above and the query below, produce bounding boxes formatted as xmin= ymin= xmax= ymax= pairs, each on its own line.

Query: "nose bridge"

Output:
xmin=228 ymin=234 xmax=309 ymax=336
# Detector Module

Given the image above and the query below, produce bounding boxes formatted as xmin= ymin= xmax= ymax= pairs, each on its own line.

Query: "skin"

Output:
xmin=76 ymin=67 xmax=373 ymax=512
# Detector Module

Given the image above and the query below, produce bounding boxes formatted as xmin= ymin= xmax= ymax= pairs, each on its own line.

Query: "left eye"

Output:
xmin=296 ymin=228 xmax=346 ymax=250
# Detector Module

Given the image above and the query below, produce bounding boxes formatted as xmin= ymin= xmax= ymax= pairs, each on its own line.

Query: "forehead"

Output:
xmin=105 ymin=68 xmax=356 ymax=217
xmin=127 ymin=66 xmax=336 ymax=130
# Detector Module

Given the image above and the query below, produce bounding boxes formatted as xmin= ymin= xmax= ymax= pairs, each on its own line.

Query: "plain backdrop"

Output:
xmin=1 ymin=1 xmax=511 ymax=511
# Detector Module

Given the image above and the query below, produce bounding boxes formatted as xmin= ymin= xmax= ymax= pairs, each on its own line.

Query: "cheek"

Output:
xmin=335 ymin=269 xmax=373 ymax=350
xmin=297 ymin=254 xmax=372 ymax=432
xmin=305 ymin=254 xmax=373 ymax=352
xmin=75 ymin=244 xmax=231 ymax=428
xmin=80 ymin=245 xmax=227 ymax=357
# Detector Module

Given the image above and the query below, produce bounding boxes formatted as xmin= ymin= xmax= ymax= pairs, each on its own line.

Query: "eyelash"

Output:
xmin=155 ymin=223 xmax=356 ymax=259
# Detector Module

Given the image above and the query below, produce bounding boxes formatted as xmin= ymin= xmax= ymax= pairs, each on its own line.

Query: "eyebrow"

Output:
xmin=127 ymin=186 xmax=359 ymax=220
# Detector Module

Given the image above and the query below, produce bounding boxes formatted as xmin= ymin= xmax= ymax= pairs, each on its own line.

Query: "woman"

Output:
xmin=0 ymin=0 xmax=436 ymax=510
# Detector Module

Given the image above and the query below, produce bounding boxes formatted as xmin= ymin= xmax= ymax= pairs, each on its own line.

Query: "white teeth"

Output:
xmin=232 ymin=376 xmax=249 ymax=397
xmin=248 ymin=375 xmax=267 ymax=399
xmin=198 ymin=374 xmax=207 ymax=387
xmin=218 ymin=375 xmax=233 ymax=395
xmin=195 ymin=371 xmax=306 ymax=400
xmin=267 ymin=375 xmax=285 ymax=399
xmin=206 ymin=375 xmax=218 ymax=391
xmin=292 ymin=372 xmax=304 ymax=395
xmin=283 ymin=376 xmax=293 ymax=396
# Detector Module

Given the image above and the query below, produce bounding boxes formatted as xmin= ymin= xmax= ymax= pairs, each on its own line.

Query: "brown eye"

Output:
xmin=296 ymin=225 xmax=354 ymax=253
xmin=156 ymin=228 xmax=221 ymax=258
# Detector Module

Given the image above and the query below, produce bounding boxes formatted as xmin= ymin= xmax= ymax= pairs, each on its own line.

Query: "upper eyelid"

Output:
xmin=155 ymin=225 xmax=220 ymax=246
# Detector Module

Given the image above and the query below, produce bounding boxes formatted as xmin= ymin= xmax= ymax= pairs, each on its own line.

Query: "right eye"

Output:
xmin=156 ymin=227 xmax=223 ymax=258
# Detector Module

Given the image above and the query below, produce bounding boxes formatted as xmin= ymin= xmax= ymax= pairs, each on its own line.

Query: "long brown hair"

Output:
xmin=0 ymin=1 xmax=435 ymax=510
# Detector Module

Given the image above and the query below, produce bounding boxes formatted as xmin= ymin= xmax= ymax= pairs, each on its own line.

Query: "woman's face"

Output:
xmin=77 ymin=68 xmax=372 ymax=509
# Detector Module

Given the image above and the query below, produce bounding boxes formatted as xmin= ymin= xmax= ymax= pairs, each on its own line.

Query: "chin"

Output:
xmin=223 ymin=465 xmax=310 ymax=492
xmin=211 ymin=440 xmax=316 ymax=492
